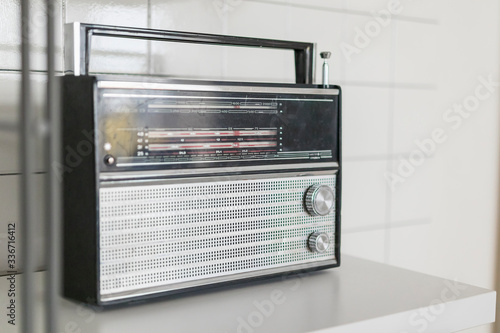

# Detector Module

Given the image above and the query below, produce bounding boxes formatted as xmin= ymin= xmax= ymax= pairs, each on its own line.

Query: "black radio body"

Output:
xmin=61 ymin=23 xmax=342 ymax=306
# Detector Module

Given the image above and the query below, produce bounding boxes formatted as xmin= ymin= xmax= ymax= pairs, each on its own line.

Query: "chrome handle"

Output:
xmin=64 ymin=22 xmax=315 ymax=84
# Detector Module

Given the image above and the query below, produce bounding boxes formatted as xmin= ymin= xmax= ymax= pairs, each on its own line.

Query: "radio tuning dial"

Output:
xmin=308 ymin=232 xmax=331 ymax=253
xmin=304 ymin=184 xmax=335 ymax=216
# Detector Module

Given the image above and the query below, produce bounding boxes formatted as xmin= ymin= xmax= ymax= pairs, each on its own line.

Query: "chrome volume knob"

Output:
xmin=308 ymin=232 xmax=331 ymax=253
xmin=305 ymin=184 xmax=335 ymax=216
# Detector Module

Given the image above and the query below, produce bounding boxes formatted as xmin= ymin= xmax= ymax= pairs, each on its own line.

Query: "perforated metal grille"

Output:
xmin=99 ymin=175 xmax=336 ymax=296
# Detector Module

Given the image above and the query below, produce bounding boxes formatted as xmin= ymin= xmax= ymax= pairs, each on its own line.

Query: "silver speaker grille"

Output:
xmin=98 ymin=174 xmax=336 ymax=299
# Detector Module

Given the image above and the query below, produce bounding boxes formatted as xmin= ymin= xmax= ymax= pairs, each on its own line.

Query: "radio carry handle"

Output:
xmin=64 ymin=22 xmax=315 ymax=84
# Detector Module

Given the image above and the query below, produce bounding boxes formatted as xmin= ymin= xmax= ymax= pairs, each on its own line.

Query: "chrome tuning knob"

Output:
xmin=304 ymin=184 xmax=335 ymax=216
xmin=308 ymin=232 xmax=331 ymax=253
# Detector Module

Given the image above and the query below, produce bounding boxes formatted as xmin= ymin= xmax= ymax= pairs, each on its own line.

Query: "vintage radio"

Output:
xmin=61 ymin=23 xmax=341 ymax=305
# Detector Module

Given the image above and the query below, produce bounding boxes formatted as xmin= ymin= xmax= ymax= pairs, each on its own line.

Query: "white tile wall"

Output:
xmin=0 ymin=0 xmax=64 ymax=71
xmin=387 ymin=223 xmax=434 ymax=272
xmin=225 ymin=0 xmax=294 ymax=83
xmin=66 ymin=0 xmax=149 ymax=74
xmin=344 ymin=0 xmax=398 ymax=13
xmin=341 ymin=229 xmax=386 ymax=263
xmin=398 ymin=0 xmax=440 ymax=21
xmin=0 ymin=1 xmax=498 ymax=332
xmin=0 ymin=175 xmax=46 ymax=273
xmin=150 ymin=0 xmax=226 ymax=79
xmin=392 ymin=88 xmax=441 ymax=155
xmin=342 ymin=86 xmax=391 ymax=158
xmin=389 ymin=157 xmax=434 ymax=224
xmin=342 ymin=160 xmax=388 ymax=231
xmin=339 ymin=12 xmax=393 ymax=84
xmin=286 ymin=5 xmax=344 ymax=84
xmin=286 ymin=0 xmax=344 ymax=11
xmin=0 ymin=72 xmax=47 ymax=174
xmin=393 ymin=20 xmax=440 ymax=86
xmin=227 ymin=0 xmax=288 ymax=39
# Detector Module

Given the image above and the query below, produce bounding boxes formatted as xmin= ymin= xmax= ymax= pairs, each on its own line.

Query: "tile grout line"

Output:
xmin=344 ymin=153 xmax=437 ymax=162
xmin=247 ymin=0 xmax=440 ymax=25
xmin=221 ymin=2 xmax=229 ymax=79
xmin=285 ymin=0 xmax=291 ymax=77
xmin=147 ymin=0 xmax=152 ymax=75
xmin=0 ymin=69 xmax=51 ymax=74
xmin=383 ymin=19 xmax=399 ymax=265
xmin=0 ymin=69 xmax=437 ymax=91
xmin=285 ymin=0 xmax=291 ymax=40
xmin=338 ymin=80 xmax=437 ymax=91
xmin=62 ymin=0 xmax=67 ymax=71
xmin=338 ymin=0 xmax=346 ymax=83
xmin=343 ymin=218 xmax=432 ymax=234
xmin=0 ymin=171 xmax=47 ymax=177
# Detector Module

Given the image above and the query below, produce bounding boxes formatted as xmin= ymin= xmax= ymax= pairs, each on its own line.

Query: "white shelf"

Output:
xmin=0 ymin=255 xmax=496 ymax=332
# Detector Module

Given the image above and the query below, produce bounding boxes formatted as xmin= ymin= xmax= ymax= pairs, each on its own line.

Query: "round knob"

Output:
xmin=104 ymin=154 xmax=116 ymax=166
xmin=308 ymin=232 xmax=331 ymax=253
xmin=305 ymin=184 xmax=335 ymax=216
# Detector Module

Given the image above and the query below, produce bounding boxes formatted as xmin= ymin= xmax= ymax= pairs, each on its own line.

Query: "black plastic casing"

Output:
xmin=61 ymin=75 xmax=342 ymax=306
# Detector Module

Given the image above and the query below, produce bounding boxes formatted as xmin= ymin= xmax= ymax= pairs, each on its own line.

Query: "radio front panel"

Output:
xmin=62 ymin=76 xmax=342 ymax=305
xmin=99 ymin=173 xmax=337 ymax=302
xmin=96 ymin=81 xmax=339 ymax=172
